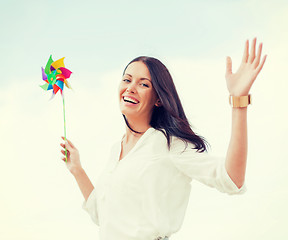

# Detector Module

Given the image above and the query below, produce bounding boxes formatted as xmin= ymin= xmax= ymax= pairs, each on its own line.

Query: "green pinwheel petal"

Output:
xmin=44 ymin=55 xmax=54 ymax=75
xmin=40 ymin=83 xmax=49 ymax=91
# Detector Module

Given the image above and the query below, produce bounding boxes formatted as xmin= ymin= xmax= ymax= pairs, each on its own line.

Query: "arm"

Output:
xmin=225 ymin=107 xmax=247 ymax=188
xmin=224 ymin=38 xmax=267 ymax=188
xmin=60 ymin=137 xmax=94 ymax=201
xmin=71 ymin=168 xmax=94 ymax=201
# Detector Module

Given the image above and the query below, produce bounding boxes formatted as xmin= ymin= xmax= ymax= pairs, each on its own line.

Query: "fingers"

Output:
xmin=255 ymin=54 xmax=267 ymax=75
xmin=60 ymin=148 xmax=70 ymax=157
xmin=253 ymin=42 xmax=263 ymax=68
xmin=248 ymin=37 xmax=257 ymax=63
xmin=60 ymin=138 xmax=72 ymax=162
xmin=61 ymin=136 xmax=76 ymax=150
xmin=61 ymin=149 xmax=69 ymax=156
xmin=242 ymin=39 xmax=249 ymax=63
xmin=226 ymin=56 xmax=232 ymax=76
xmin=242 ymin=38 xmax=265 ymax=71
xmin=60 ymin=147 xmax=70 ymax=163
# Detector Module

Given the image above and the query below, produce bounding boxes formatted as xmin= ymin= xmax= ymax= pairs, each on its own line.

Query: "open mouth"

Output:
xmin=123 ymin=96 xmax=139 ymax=104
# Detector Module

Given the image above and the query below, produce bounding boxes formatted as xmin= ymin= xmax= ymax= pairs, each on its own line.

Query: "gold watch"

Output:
xmin=229 ymin=94 xmax=251 ymax=108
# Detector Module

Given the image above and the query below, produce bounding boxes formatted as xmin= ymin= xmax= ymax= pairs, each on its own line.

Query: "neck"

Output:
xmin=123 ymin=115 xmax=151 ymax=143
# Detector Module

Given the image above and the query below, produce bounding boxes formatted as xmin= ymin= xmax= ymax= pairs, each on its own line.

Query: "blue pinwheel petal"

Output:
xmin=56 ymin=80 xmax=64 ymax=90
xmin=47 ymin=84 xmax=53 ymax=90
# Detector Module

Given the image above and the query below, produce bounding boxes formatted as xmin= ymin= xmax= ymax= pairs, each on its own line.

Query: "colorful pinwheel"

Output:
xmin=40 ymin=55 xmax=73 ymax=162
xmin=40 ymin=55 xmax=72 ymax=96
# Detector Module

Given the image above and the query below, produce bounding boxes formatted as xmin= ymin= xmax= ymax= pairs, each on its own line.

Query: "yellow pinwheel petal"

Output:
xmin=51 ymin=57 xmax=65 ymax=69
xmin=64 ymin=79 xmax=72 ymax=89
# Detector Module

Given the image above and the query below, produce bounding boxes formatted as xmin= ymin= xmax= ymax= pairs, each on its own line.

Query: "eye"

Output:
xmin=123 ymin=79 xmax=131 ymax=83
xmin=141 ymin=83 xmax=149 ymax=88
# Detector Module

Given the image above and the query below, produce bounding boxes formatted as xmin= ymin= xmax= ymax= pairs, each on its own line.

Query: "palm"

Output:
xmin=225 ymin=38 xmax=267 ymax=96
xmin=65 ymin=148 xmax=81 ymax=172
xmin=60 ymin=138 xmax=82 ymax=173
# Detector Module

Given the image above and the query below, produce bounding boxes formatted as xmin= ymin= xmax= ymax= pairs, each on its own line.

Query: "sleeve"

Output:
xmin=82 ymin=188 xmax=100 ymax=225
xmin=81 ymin=140 xmax=120 ymax=225
xmin=169 ymin=137 xmax=247 ymax=195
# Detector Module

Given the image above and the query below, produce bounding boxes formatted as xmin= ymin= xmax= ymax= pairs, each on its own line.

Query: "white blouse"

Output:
xmin=82 ymin=127 xmax=246 ymax=240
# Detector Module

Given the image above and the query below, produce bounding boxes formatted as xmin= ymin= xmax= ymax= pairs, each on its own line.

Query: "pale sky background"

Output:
xmin=0 ymin=0 xmax=287 ymax=239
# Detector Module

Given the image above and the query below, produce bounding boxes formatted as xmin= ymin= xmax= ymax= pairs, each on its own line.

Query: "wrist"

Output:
xmin=229 ymin=94 xmax=251 ymax=108
xmin=71 ymin=166 xmax=85 ymax=177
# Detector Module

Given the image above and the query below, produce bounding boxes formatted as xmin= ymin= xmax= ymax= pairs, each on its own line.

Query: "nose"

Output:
xmin=126 ymin=83 xmax=136 ymax=93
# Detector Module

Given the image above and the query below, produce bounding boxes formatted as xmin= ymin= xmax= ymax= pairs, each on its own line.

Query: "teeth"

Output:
xmin=123 ymin=97 xmax=139 ymax=104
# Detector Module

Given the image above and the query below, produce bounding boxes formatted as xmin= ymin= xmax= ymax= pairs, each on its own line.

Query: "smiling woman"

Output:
xmin=119 ymin=56 xmax=208 ymax=151
xmin=119 ymin=61 xmax=159 ymax=133
xmin=60 ymin=39 xmax=266 ymax=240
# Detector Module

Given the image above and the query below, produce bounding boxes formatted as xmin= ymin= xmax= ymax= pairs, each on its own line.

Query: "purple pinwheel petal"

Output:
xmin=50 ymin=65 xmax=56 ymax=71
xmin=42 ymin=67 xmax=47 ymax=80
xmin=59 ymin=67 xmax=72 ymax=79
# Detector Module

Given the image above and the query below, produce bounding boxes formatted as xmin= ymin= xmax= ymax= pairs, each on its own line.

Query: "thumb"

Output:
xmin=61 ymin=136 xmax=74 ymax=151
xmin=65 ymin=140 xmax=73 ymax=151
xmin=226 ymin=56 xmax=232 ymax=76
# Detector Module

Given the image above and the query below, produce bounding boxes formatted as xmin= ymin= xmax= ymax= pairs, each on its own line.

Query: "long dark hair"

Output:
xmin=122 ymin=56 xmax=209 ymax=153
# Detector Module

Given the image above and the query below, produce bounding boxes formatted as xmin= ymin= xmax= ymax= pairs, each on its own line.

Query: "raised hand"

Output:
xmin=225 ymin=37 xmax=267 ymax=96
xmin=60 ymin=137 xmax=82 ymax=174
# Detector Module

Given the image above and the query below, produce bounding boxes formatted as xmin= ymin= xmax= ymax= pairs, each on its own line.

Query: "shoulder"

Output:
xmin=150 ymin=128 xmax=167 ymax=143
xmin=152 ymin=128 xmax=197 ymax=153
xmin=146 ymin=128 xmax=169 ymax=155
xmin=170 ymin=136 xmax=198 ymax=156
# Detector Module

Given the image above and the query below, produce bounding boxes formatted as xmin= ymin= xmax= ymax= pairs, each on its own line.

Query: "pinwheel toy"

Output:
xmin=40 ymin=55 xmax=73 ymax=162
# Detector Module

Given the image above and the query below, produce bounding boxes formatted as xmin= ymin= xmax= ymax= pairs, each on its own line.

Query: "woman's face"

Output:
xmin=118 ymin=61 xmax=159 ymax=121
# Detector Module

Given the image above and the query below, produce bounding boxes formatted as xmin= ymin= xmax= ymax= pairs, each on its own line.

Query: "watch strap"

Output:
xmin=229 ymin=94 xmax=251 ymax=108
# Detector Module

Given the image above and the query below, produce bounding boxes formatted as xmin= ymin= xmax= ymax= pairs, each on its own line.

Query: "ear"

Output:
xmin=155 ymin=99 xmax=162 ymax=107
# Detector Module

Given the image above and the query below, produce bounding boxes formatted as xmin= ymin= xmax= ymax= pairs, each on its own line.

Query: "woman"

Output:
xmin=60 ymin=38 xmax=267 ymax=240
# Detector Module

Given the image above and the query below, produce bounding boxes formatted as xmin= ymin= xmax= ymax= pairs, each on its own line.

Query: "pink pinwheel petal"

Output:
xmin=59 ymin=67 xmax=72 ymax=79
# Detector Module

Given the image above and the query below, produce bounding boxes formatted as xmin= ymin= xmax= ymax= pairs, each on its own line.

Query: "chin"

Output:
xmin=120 ymin=109 xmax=136 ymax=118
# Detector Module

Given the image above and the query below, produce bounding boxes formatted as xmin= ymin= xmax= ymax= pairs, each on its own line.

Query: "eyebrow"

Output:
xmin=124 ymin=73 xmax=151 ymax=82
